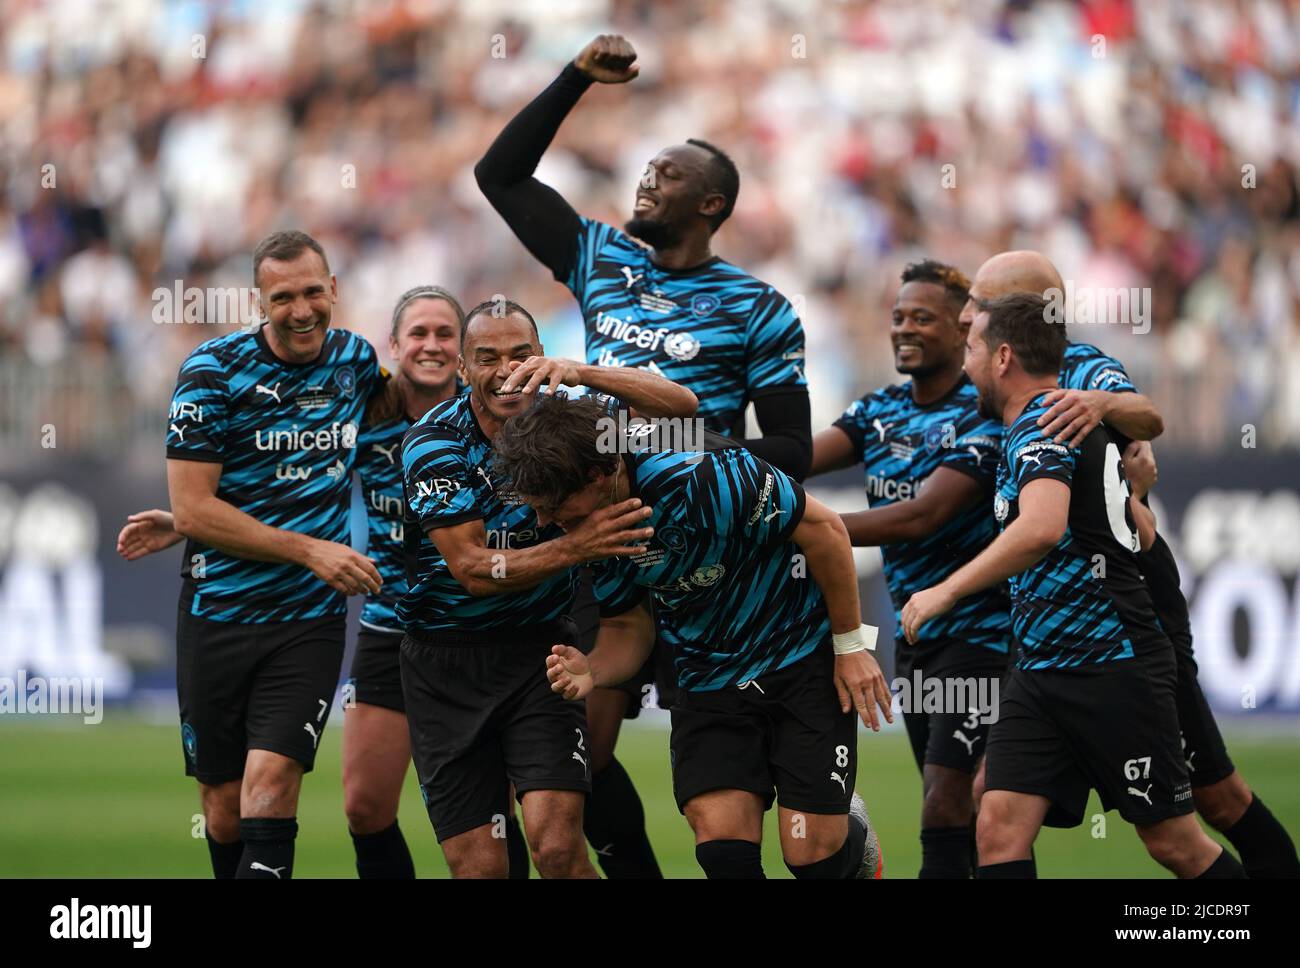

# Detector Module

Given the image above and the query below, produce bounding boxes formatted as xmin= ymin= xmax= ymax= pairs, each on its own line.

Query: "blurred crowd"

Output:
xmin=1 ymin=0 xmax=1298 ymax=456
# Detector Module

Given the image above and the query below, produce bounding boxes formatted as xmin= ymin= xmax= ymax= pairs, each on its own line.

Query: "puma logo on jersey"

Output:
xmin=249 ymin=862 xmax=287 ymax=879
xmin=953 ymin=729 xmax=980 ymax=756
xmin=255 ymin=383 xmax=282 ymax=403
xmin=572 ymin=751 xmax=587 ymax=770
xmin=966 ymin=446 xmax=984 ymax=467
xmin=621 ymin=267 xmax=643 ymax=289
xmin=373 ymin=442 xmax=397 ymax=464
xmin=1022 ymin=453 xmax=1042 ymax=468
xmin=1127 ymin=784 xmax=1153 ymax=805
xmin=170 ymin=422 xmax=186 ymax=442
xmin=763 ymin=508 xmax=785 ymax=523
xmin=872 ymin=418 xmax=890 ymax=443
xmin=476 ymin=467 xmax=493 ymax=490
xmin=830 ymin=771 xmax=848 ymax=794
xmin=303 ymin=722 xmax=320 ymax=749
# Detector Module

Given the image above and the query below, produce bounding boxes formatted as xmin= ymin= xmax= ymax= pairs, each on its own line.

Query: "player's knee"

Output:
xmin=205 ymin=810 xmax=241 ymax=844
xmin=529 ymin=828 xmax=586 ymax=877
xmin=971 ymin=760 xmax=988 ymax=810
xmin=1192 ymin=774 xmax=1250 ymax=832
xmin=781 ymin=824 xmax=845 ymax=868
xmin=343 ymin=787 xmax=398 ymax=836
xmin=1137 ymin=821 xmax=1206 ymax=877
xmin=975 ymin=800 xmax=1023 ymax=861
xmin=922 ymin=772 xmax=973 ymax=827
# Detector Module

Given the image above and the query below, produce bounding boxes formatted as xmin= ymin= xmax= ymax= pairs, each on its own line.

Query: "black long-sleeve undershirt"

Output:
xmin=473 ymin=63 xmax=591 ymax=282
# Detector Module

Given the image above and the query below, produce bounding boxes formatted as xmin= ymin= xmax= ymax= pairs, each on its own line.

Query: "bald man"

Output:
xmin=962 ymin=250 xmax=1298 ymax=879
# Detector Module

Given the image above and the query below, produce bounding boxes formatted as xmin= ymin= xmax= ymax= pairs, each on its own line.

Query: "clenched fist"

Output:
xmin=574 ymin=34 xmax=639 ymax=84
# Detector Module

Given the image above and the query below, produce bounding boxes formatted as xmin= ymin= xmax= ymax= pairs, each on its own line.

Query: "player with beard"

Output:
xmin=809 ymin=260 xmax=1009 ymax=878
xmin=960 ymin=250 xmax=1299 ymax=878
xmin=902 ymin=292 xmax=1245 ymax=879
xmin=398 ymin=298 xmax=696 ymax=878
xmin=158 ymin=231 xmax=382 ymax=879
xmin=475 ymin=33 xmax=811 ymax=877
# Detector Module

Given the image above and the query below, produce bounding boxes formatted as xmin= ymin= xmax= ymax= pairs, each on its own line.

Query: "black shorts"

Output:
xmin=895 ymin=637 xmax=1008 ymax=774
xmin=176 ymin=605 xmax=346 ymax=784
xmin=401 ymin=619 xmax=591 ymax=843
xmin=669 ymin=644 xmax=856 ymax=815
xmin=985 ymin=645 xmax=1194 ymax=828
xmin=347 ymin=627 xmax=405 ymax=713
xmin=572 ymin=566 xmax=676 ymax=720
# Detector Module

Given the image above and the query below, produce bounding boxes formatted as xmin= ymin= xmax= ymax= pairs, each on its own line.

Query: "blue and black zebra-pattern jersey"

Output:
xmin=355 ymin=383 xmax=469 ymax=631
xmin=591 ymin=445 xmax=831 ymax=692
xmin=1059 ymin=341 xmax=1139 ymax=395
xmin=834 ymin=375 xmax=1010 ymax=651
xmin=166 ymin=327 xmax=381 ymax=623
xmin=355 ymin=415 xmax=411 ymax=632
xmin=995 ymin=392 xmax=1167 ymax=670
xmin=398 ymin=391 xmax=582 ymax=634
xmin=565 ymin=217 xmax=806 ymax=434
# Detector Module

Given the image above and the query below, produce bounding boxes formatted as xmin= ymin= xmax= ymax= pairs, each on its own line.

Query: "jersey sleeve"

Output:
xmin=831 ymin=395 xmax=873 ymax=458
xmin=1060 ymin=345 xmax=1139 ymax=394
xmin=1009 ymin=420 xmax=1075 ymax=490
xmin=564 ymin=217 xmax=622 ymax=306
xmin=940 ymin=414 xmax=1003 ymax=488
xmin=166 ymin=344 xmax=229 ymax=462
xmin=744 ymin=288 xmax=807 ymax=397
xmin=706 ymin=452 xmax=807 ymax=549
xmin=401 ymin=424 xmax=483 ymax=531
xmin=589 ymin=559 xmax=646 ymax=618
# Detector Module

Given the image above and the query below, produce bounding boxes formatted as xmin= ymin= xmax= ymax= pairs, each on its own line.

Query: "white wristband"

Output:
xmin=832 ymin=624 xmax=878 ymax=655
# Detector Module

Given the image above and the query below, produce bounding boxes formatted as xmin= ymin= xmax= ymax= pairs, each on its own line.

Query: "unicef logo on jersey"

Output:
xmin=690 ymin=293 xmax=720 ymax=317
xmin=994 ymin=492 xmax=1009 ymax=523
xmin=334 ymin=366 xmax=357 ymax=398
xmin=691 ymin=563 xmax=725 ymax=588
xmin=663 ymin=332 xmax=702 ymax=362
xmin=181 ymin=723 xmax=198 ymax=765
xmin=341 ymin=422 xmax=358 ymax=448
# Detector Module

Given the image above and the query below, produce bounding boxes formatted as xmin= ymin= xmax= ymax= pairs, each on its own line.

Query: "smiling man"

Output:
xmin=165 ymin=230 xmax=385 ymax=879
xmin=396 ymin=297 xmax=696 ymax=878
xmin=809 ymin=260 xmax=1009 ymax=878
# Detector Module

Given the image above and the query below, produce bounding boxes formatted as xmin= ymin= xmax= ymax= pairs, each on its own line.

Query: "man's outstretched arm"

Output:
xmin=474 ymin=35 xmax=639 ymax=281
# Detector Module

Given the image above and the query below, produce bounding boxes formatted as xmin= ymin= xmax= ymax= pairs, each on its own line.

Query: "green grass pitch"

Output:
xmin=2 ymin=716 xmax=1297 ymax=878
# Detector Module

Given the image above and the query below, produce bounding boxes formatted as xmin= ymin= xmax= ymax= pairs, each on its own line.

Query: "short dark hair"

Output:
xmin=686 ymin=138 xmax=739 ymax=230
xmin=390 ymin=285 xmax=465 ymax=340
xmin=252 ymin=230 xmax=329 ymax=286
xmin=461 ymin=298 xmax=540 ymax=351
xmin=900 ymin=259 xmax=970 ymax=312
xmin=976 ymin=292 xmax=1067 ymax=377
xmin=492 ymin=395 xmax=619 ymax=509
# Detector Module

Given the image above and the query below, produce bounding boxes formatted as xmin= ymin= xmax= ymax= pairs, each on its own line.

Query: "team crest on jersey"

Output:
xmin=691 ymin=294 xmax=720 ymax=316
xmin=994 ymin=493 xmax=1009 ymax=523
xmin=924 ymin=424 xmax=948 ymax=452
xmin=181 ymin=723 xmax=197 ymax=765
xmin=659 ymin=525 xmax=687 ymax=552
xmin=663 ymin=332 xmax=701 ymax=362
xmin=334 ymin=366 xmax=357 ymax=398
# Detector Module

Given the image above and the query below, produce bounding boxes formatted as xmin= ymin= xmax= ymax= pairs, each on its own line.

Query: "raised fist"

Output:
xmin=574 ymin=34 xmax=639 ymax=84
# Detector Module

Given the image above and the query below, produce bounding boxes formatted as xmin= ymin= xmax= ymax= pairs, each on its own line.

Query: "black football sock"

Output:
xmin=696 ymin=839 xmax=765 ymax=879
xmin=787 ymin=814 xmax=867 ymax=879
xmin=920 ymin=826 xmax=975 ymax=879
xmin=1195 ymin=846 xmax=1247 ymax=879
xmin=1221 ymin=795 xmax=1300 ymax=878
xmin=235 ymin=817 xmax=298 ymax=879
xmin=978 ymin=858 xmax=1036 ymax=878
xmin=583 ymin=757 xmax=663 ymax=879
xmin=205 ymin=833 xmax=243 ymax=880
xmin=351 ymin=821 xmax=415 ymax=879
xmin=505 ymin=814 xmax=530 ymax=879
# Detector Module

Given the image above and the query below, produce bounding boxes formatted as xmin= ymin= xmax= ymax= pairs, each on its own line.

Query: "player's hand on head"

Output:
xmin=546 ymin=644 xmax=593 ymax=700
xmin=574 ymin=34 xmax=639 ymax=84
xmin=834 ymin=650 xmax=893 ymax=732
xmin=1121 ymin=439 xmax=1157 ymax=498
xmin=116 ymin=509 xmax=182 ymax=560
xmin=565 ymin=498 xmax=654 ymax=561
xmin=900 ymin=584 xmax=956 ymax=646
xmin=303 ymin=538 xmax=382 ymax=596
xmin=501 ymin=356 xmax=581 ymax=397
xmin=1037 ymin=388 xmax=1105 ymax=448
